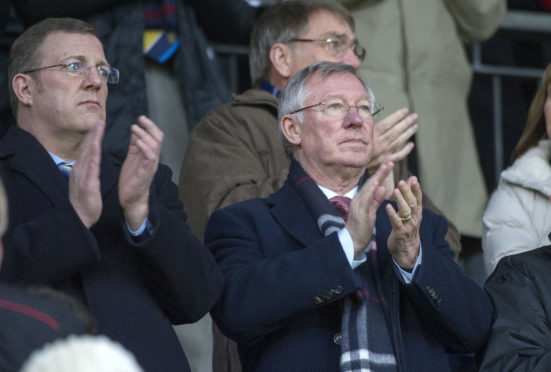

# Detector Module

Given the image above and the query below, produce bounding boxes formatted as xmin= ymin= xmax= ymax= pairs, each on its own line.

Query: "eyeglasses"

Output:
xmin=287 ymin=36 xmax=365 ymax=61
xmin=23 ymin=62 xmax=120 ymax=84
xmin=290 ymin=98 xmax=383 ymax=120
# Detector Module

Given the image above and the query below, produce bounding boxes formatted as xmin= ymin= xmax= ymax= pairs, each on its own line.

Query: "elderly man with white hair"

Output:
xmin=206 ymin=61 xmax=493 ymax=372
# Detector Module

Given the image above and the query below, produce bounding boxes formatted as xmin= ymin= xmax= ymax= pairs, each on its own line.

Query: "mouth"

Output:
xmin=341 ymin=138 xmax=366 ymax=145
xmin=79 ymin=100 xmax=101 ymax=107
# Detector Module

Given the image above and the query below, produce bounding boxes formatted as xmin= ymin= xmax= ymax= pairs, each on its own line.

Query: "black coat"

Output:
xmin=207 ymin=175 xmax=494 ymax=372
xmin=0 ymin=125 xmax=223 ymax=372
xmin=480 ymin=245 xmax=551 ymax=371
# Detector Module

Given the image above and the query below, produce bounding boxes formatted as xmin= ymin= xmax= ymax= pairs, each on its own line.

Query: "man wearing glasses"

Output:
xmin=207 ymin=61 xmax=493 ymax=371
xmin=181 ymin=3 xmax=461 ymax=370
xmin=181 ymin=0 xmax=460 ymax=255
xmin=0 ymin=17 xmax=223 ymax=372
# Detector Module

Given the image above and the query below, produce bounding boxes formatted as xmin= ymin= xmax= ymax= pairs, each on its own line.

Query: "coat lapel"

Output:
xmin=268 ymin=180 xmax=322 ymax=248
xmin=0 ymin=126 xmax=69 ymax=205
xmin=0 ymin=125 xmax=121 ymax=203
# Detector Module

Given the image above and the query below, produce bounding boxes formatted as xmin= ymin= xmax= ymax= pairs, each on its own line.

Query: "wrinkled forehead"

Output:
xmin=305 ymin=71 xmax=368 ymax=102
xmin=303 ymin=10 xmax=354 ymax=39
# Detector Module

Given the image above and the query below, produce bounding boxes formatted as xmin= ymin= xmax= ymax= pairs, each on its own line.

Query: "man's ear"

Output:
xmin=270 ymin=43 xmax=294 ymax=81
xmin=12 ymin=73 xmax=35 ymax=107
xmin=281 ymin=114 xmax=302 ymax=147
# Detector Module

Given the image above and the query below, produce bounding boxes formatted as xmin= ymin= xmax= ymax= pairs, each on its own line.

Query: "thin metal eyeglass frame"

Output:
xmin=23 ymin=63 xmax=120 ymax=84
xmin=287 ymin=38 xmax=366 ymax=61
xmin=290 ymin=101 xmax=383 ymax=118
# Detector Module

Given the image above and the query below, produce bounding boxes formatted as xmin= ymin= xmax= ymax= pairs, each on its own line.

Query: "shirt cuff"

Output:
xmin=338 ymin=228 xmax=369 ymax=269
xmin=392 ymin=243 xmax=423 ymax=283
xmin=126 ymin=218 xmax=150 ymax=237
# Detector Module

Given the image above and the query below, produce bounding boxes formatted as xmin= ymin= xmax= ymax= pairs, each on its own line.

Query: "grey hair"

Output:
xmin=249 ymin=0 xmax=354 ymax=88
xmin=278 ymin=61 xmax=375 ymax=157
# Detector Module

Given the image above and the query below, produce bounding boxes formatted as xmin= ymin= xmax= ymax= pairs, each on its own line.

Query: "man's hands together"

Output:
xmin=346 ymin=162 xmax=422 ymax=269
xmin=69 ymin=115 xmax=163 ymax=230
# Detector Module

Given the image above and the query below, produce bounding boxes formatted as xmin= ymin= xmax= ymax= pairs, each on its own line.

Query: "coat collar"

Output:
xmin=501 ymin=139 xmax=551 ymax=196
xmin=267 ymin=171 xmax=395 ymax=273
xmin=232 ymin=88 xmax=278 ymax=111
xmin=267 ymin=179 xmax=324 ymax=247
xmin=0 ymin=125 xmax=120 ymax=202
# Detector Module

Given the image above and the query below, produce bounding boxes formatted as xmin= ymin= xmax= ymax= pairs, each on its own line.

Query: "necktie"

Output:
xmin=58 ymin=162 xmax=73 ymax=180
xmin=330 ymin=196 xmax=352 ymax=222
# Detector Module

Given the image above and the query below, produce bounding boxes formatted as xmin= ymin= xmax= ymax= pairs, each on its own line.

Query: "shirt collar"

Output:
xmin=49 ymin=152 xmax=75 ymax=166
xmin=318 ymin=185 xmax=358 ymax=199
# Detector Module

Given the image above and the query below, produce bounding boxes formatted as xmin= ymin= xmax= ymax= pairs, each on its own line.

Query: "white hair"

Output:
xmin=19 ymin=335 xmax=144 ymax=372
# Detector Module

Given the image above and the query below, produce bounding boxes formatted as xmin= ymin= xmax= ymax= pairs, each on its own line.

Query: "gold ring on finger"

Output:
xmin=401 ymin=214 xmax=412 ymax=223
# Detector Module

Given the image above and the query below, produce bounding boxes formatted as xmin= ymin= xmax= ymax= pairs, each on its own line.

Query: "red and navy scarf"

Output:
xmin=288 ymin=159 xmax=397 ymax=371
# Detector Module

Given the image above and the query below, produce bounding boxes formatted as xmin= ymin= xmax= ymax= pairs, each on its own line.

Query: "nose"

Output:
xmin=83 ymin=66 xmax=103 ymax=88
xmin=343 ymin=107 xmax=365 ymax=127
xmin=341 ymin=47 xmax=361 ymax=68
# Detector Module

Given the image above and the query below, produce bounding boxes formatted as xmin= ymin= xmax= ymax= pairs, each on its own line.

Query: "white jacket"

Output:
xmin=482 ymin=139 xmax=551 ymax=276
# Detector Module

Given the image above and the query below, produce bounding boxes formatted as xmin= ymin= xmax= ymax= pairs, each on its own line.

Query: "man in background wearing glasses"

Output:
xmin=0 ymin=17 xmax=223 ymax=372
xmin=206 ymin=61 xmax=493 ymax=372
xmin=180 ymin=2 xmax=461 ymax=370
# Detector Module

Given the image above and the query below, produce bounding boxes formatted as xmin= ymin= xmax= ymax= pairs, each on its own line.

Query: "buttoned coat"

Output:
xmin=0 ymin=125 xmax=223 ymax=372
xmin=206 ymin=174 xmax=493 ymax=372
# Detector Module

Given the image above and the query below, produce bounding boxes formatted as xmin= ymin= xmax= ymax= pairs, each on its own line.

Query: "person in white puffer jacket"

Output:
xmin=483 ymin=63 xmax=551 ymax=276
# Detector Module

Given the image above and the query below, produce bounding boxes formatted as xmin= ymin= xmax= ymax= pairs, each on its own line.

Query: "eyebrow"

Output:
xmin=320 ymin=32 xmax=349 ymax=40
xmin=323 ymin=94 xmax=371 ymax=102
xmin=63 ymin=55 xmax=110 ymax=66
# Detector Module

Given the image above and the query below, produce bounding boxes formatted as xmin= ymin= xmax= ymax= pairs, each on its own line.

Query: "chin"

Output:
xmin=339 ymin=152 xmax=369 ymax=167
xmin=78 ymin=113 xmax=105 ymax=129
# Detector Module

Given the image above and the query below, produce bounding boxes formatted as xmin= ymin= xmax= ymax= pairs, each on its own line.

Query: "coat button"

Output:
xmin=314 ymin=296 xmax=323 ymax=305
xmin=333 ymin=333 xmax=342 ymax=345
xmin=333 ymin=286 xmax=343 ymax=295
xmin=425 ymin=286 xmax=441 ymax=305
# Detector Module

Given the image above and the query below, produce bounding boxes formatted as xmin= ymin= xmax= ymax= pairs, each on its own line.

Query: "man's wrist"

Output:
xmin=393 ymin=245 xmax=420 ymax=269
xmin=123 ymin=204 xmax=149 ymax=231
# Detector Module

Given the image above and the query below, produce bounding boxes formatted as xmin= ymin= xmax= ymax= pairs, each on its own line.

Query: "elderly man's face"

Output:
xmin=28 ymin=32 xmax=108 ymax=137
xmin=289 ymin=10 xmax=361 ymax=76
xmin=294 ymin=72 xmax=374 ymax=172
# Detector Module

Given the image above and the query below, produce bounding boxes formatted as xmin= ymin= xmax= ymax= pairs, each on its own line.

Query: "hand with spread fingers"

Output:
xmin=346 ymin=161 xmax=394 ymax=257
xmin=366 ymin=108 xmax=418 ymax=174
xmin=385 ymin=176 xmax=423 ymax=269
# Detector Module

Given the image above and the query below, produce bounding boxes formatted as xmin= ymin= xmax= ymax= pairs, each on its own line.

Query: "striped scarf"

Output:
xmin=143 ymin=0 xmax=180 ymax=63
xmin=288 ymin=160 xmax=397 ymax=371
